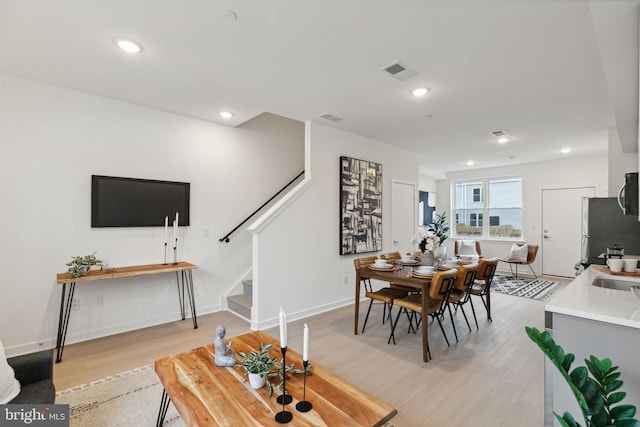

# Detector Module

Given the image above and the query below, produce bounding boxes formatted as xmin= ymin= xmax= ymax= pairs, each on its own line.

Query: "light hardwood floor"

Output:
xmin=53 ymin=280 xmax=567 ymax=426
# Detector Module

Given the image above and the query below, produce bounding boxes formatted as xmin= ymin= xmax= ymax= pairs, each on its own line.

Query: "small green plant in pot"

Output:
xmin=238 ymin=343 xmax=279 ymax=390
xmin=525 ymin=326 xmax=639 ymax=427
xmin=66 ymin=252 xmax=106 ymax=278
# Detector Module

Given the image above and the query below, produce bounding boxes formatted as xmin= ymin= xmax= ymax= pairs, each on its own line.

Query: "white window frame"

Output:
xmin=451 ymin=176 xmax=523 ymax=240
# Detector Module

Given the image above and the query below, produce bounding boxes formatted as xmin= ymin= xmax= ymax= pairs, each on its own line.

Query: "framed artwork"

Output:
xmin=339 ymin=156 xmax=382 ymax=255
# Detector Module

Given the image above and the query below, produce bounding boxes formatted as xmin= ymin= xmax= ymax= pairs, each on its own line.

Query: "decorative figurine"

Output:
xmin=214 ymin=325 xmax=236 ymax=367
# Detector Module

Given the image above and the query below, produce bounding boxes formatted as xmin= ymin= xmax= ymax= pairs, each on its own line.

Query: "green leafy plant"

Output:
xmin=428 ymin=212 xmax=450 ymax=245
xmin=525 ymin=326 xmax=638 ymax=427
xmin=66 ymin=252 xmax=106 ymax=278
xmin=237 ymin=343 xmax=313 ymax=397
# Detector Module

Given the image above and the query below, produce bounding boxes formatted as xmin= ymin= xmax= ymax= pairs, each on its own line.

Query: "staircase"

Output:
xmin=227 ymin=279 xmax=252 ymax=320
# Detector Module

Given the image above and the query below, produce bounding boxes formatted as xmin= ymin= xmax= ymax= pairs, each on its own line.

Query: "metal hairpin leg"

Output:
xmin=156 ymin=389 xmax=171 ymax=427
xmin=55 ymin=282 xmax=76 ymax=363
xmin=176 ymin=270 xmax=198 ymax=329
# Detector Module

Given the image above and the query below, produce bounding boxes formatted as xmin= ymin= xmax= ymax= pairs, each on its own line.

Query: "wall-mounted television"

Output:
xmin=91 ymin=175 xmax=190 ymax=227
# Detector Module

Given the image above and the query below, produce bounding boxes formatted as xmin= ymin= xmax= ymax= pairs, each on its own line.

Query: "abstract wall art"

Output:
xmin=339 ymin=156 xmax=382 ymax=255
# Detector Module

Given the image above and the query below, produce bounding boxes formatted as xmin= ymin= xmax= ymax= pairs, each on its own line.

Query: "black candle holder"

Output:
xmin=295 ymin=360 xmax=312 ymax=413
xmin=173 ymin=238 xmax=178 ymax=265
xmin=275 ymin=346 xmax=292 ymax=423
xmin=163 ymin=242 xmax=168 ymax=265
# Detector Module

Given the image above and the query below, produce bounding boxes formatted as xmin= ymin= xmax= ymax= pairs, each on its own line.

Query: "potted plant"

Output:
xmin=66 ymin=252 xmax=106 ymax=278
xmin=237 ymin=343 xmax=279 ymax=389
xmin=428 ymin=211 xmax=450 ymax=246
xmin=526 ymin=326 xmax=639 ymax=427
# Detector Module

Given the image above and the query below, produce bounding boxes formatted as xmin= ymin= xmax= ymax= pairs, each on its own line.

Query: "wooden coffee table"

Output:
xmin=154 ymin=330 xmax=397 ymax=426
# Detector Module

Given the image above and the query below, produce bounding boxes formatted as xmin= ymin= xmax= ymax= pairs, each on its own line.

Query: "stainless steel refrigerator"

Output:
xmin=581 ymin=197 xmax=640 ymax=267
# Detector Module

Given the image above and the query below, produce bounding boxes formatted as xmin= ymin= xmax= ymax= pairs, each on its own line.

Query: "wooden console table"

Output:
xmin=154 ymin=330 xmax=397 ymax=426
xmin=55 ymin=262 xmax=198 ymax=363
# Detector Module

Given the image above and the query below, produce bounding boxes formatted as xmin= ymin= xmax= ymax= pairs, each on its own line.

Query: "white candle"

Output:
xmin=175 ymin=212 xmax=179 ymax=228
xmin=164 ymin=216 xmax=168 ymax=245
xmin=279 ymin=308 xmax=287 ymax=348
xmin=173 ymin=219 xmax=177 ymax=245
xmin=303 ymin=324 xmax=309 ymax=361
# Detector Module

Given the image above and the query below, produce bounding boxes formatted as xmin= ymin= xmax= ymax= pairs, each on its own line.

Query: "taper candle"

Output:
xmin=302 ymin=324 xmax=309 ymax=361
xmin=175 ymin=212 xmax=179 ymax=228
xmin=173 ymin=219 xmax=177 ymax=244
xmin=164 ymin=216 xmax=168 ymax=244
xmin=279 ymin=308 xmax=287 ymax=348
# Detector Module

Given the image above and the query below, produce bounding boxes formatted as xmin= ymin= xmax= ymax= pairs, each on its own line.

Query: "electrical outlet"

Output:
xmin=94 ymin=295 xmax=103 ymax=307
xmin=203 ymin=226 xmax=210 ymax=237
xmin=71 ymin=298 xmax=80 ymax=311
xmin=343 ymin=275 xmax=348 ymax=285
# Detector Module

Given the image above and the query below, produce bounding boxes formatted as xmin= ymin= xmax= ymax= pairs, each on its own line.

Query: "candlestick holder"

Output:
xmin=275 ymin=346 xmax=292 ymax=423
xmin=163 ymin=242 xmax=168 ymax=265
xmin=173 ymin=238 xmax=178 ymax=265
xmin=295 ymin=360 xmax=312 ymax=413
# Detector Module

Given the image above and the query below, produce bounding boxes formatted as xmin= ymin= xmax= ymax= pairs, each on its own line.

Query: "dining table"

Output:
xmin=354 ymin=263 xmax=434 ymax=362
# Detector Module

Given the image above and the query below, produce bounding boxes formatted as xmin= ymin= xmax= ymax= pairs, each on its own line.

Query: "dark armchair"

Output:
xmin=7 ymin=349 xmax=55 ymax=404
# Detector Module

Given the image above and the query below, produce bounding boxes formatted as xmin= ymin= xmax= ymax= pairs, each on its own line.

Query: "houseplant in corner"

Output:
xmin=525 ymin=326 xmax=638 ymax=427
xmin=238 ymin=343 xmax=279 ymax=389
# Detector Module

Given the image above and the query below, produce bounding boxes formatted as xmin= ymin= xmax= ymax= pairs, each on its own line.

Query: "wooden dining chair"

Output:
xmin=388 ymin=269 xmax=458 ymax=359
xmin=448 ymin=263 xmax=479 ymax=333
xmin=454 ymin=240 xmax=483 ymax=258
xmin=380 ymin=251 xmax=417 ymax=293
xmin=469 ymin=258 xmax=498 ymax=321
xmin=354 ymin=257 xmax=408 ymax=335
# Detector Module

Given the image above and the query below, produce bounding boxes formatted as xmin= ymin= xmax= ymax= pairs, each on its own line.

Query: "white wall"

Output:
xmin=250 ymin=121 xmax=419 ymax=329
xmin=0 ymin=73 xmax=304 ymax=355
xmin=437 ymin=154 xmax=608 ymax=273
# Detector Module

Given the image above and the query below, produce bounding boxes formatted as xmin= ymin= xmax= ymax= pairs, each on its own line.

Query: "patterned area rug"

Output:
xmin=491 ymin=275 xmax=566 ymax=301
xmin=56 ymin=365 xmax=398 ymax=426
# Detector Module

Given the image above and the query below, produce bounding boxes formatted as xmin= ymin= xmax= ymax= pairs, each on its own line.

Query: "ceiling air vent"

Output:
xmin=381 ymin=61 xmax=418 ymax=82
xmin=490 ymin=130 xmax=508 ymax=138
xmin=319 ymin=112 xmax=342 ymax=122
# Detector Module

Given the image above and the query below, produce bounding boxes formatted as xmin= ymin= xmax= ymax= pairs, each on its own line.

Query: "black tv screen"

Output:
xmin=91 ymin=175 xmax=190 ymax=227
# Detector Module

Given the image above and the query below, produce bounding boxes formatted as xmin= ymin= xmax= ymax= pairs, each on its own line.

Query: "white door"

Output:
xmin=391 ymin=180 xmax=417 ymax=255
xmin=542 ymin=187 xmax=595 ymax=277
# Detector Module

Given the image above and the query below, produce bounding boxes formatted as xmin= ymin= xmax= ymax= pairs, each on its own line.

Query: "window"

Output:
xmin=453 ymin=177 xmax=522 ymax=239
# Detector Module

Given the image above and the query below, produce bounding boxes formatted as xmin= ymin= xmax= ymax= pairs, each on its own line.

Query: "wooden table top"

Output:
xmin=154 ymin=330 xmax=397 ymax=426
xmin=56 ymin=261 xmax=197 ymax=284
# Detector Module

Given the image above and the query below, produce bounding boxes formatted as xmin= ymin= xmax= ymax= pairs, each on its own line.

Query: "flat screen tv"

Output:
xmin=91 ymin=175 xmax=190 ymax=227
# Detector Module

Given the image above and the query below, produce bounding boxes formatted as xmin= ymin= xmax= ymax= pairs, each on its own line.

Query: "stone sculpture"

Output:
xmin=214 ymin=324 xmax=236 ymax=367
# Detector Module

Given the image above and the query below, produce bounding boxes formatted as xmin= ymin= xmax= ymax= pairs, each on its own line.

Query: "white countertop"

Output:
xmin=545 ymin=265 xmax=640 ymax=329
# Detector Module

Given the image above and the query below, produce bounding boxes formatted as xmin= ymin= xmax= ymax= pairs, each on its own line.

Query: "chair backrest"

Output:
xmin=476 ymin=258 xmax=498 ymax=290
xmin=527 ymin=245 xmax=539 ymax=264
xmin=454 ymin=263 xmax=478 ymax=292
xmin=353 ymin=256 xmax=378 ymax=270
xmin=454 ymin=240 xmax=482 ymax=257
xmin=380 ymin=252 xmax=401 ymax=261
xmin=429 ymin=269 xmax=458 ymax=300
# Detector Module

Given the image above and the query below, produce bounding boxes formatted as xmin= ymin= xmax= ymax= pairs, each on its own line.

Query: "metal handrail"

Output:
xmin=219 ymin=170 xmax=304 ymax=243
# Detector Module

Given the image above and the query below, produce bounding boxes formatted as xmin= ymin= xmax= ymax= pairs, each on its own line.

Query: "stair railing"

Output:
xmin=219 ymin=171 xmax=304 ymax=243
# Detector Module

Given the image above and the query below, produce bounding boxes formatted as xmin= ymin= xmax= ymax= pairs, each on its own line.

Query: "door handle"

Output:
xmin=393 ymin=240 xmax=400 ymax=244
xmin=543 ymin=235 xmax=550 ymax=239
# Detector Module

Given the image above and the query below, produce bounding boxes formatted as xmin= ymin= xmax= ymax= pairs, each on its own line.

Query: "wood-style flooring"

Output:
xmin=53 ymin=279 xmax=567 ymax=426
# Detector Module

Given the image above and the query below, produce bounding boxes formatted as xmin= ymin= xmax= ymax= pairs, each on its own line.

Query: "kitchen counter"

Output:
xmin=545 ymin=265 xmax=640 ymax=329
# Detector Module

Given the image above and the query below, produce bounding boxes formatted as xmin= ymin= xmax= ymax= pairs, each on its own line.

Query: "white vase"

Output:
xmin=248 ymin=372 xmax=266 ymax=389
xmin=421 ymin=252 xmax=434 ymax=266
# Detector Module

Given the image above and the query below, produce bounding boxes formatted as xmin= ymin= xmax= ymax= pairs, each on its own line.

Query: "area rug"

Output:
xmin=56 ymin=365 xmax=398 ymax=426
xmin=491 ymin=275 xmax=566 ymax=301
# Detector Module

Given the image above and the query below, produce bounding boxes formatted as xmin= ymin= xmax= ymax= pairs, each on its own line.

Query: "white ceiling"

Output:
xmin=0 ymin=0 xmax=638 ymax=174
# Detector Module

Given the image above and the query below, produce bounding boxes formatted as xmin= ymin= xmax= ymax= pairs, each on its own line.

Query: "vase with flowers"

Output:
xmin=410 ymin=228 xmax=440 ymax=266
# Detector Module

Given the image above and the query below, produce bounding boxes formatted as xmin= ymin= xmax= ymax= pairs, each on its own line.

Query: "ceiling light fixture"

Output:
xmin=466 ymin=160 xmax=475 ymax=166
xmin=561 ymin=147 xmax=571 ymax=154
xmin=113 ymin=38 xmax=143 ymax=53
xmin=219 ymin=111 xmax=233 ymax=119
xmin=497 ymin=137 xmax=509 ymax=144
xmin=411 ymin=87 xmax=430 ymax=97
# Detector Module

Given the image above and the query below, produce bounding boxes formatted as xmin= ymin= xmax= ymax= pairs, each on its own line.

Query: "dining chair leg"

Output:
xmin=387 ymin=307 xmax=403 ymax=345
xmin=458 ymin=304 xmax=471 ymax=333
xmin=433 ymin=314 xmax=450 ymax=347
xmin=446 ymin=303 xmax=459 ymax=343
xmin=468 ymin=298 xmax=479 ymax=329
xmin=362 ymin=299 xmax=375 ymax=334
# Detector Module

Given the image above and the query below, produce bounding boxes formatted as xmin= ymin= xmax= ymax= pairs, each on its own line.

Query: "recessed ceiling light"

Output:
xmin=113 ymin=38 xmax=143 ymax=53
xmin=219 ymin=111 xmax=233 ymax=119
xmin=466 ymin=160 xmax=475 ymax=166
xmin=497 ymin=137 xmax=509 ymax=144
xmin=561 ymin=147 xmax=571 ymax=154
xmin=411 ymin=87 xmax=430 ymax=97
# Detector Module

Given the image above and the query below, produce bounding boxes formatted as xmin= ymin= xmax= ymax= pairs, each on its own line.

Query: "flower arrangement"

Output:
xmin=410 ymin=228 xmax=440 ymax=253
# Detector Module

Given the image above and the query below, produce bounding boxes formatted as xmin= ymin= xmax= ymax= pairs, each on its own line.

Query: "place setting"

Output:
xmin=411 ymin=265 xmax=435 ymax=278
xmin=368 ymin=259 xmax=396 ymax=271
